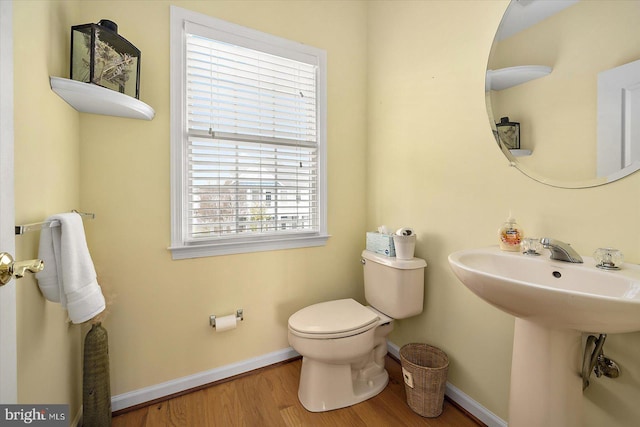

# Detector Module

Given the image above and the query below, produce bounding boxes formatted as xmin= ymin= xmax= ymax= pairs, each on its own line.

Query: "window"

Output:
xmin=170 ymin=6 xmax=328 ymax=259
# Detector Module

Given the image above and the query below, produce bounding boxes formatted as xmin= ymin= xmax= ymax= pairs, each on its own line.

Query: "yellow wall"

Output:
xmin=13 ymin=1 xmax=640 ymax=426
xmin=75 ymin=0 xmax=368 ymax=395
xmin=14 ymin=0 xmax=367 ymax=418
xmin=368 ymin=1 xmax=640 ymax=425
xmin=14 ymin=0 xmax=82 ymax=418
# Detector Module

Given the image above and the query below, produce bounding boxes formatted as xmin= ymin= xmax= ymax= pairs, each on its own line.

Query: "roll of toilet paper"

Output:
xmin=396 ymin=227 xmax=414 ymax=236
xmin=215 ymin=314 xmax=237 ymax=332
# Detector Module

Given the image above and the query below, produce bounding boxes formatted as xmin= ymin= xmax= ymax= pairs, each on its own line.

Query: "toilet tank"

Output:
xmin=361 ymin=250 xmax=427 ymax=319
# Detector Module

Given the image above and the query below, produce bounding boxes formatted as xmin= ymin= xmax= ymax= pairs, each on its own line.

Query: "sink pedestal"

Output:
xmin=509 ymin=319 xmax=583 ymax=427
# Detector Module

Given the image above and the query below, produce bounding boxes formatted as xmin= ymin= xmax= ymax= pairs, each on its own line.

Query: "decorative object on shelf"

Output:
xmin=83 ymin=321 xmax=111 ymax=427
xmin=496 ymin=116 xmax=520 ymax=150
xmin=71 ymin=19 xmax=140 ymax=99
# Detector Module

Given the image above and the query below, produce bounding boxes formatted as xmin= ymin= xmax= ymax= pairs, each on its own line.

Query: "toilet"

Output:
xmin=287 ymin=250 xmax=427 ymax=412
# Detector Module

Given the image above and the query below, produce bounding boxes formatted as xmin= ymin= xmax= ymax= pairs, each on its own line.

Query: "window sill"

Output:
xmin=169 ymin=234 xmax=330 ymax=259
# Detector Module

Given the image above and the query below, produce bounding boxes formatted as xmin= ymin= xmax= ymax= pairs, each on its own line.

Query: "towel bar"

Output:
xmin=15 ymin=210 xmax=95 ymax=235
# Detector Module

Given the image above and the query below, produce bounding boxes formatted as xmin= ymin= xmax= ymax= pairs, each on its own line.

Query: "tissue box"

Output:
xmin=366 ymin=232 xmax=396 ymax=257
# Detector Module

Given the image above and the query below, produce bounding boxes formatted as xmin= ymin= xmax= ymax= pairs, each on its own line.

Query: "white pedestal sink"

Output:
xmin=448 ymin=246 xmax=640 ymax=427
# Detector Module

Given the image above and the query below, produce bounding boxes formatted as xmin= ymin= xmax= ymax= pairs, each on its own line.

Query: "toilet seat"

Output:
xmin=288 ymin=298 xmax=379 ymax=339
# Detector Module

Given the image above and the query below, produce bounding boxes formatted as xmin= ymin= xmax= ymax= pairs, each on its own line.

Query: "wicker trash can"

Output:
xmin=400 ymin=343 xmax=449 ymax=417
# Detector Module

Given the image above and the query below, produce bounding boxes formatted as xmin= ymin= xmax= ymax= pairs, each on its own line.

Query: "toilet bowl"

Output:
xmin=287 ymin=250 xmax=427 ymax=412
xmin=288 ymin=298 xmax=393 ymax=412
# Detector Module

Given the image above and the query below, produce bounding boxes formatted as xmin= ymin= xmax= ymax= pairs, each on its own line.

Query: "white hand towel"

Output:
xmin=35 ymin=223 xmax=63 ymax=303
xmin=35 ymin=213 xmax=105 ymax=324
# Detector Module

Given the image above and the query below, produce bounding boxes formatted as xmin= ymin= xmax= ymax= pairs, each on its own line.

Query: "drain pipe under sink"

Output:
xmin=582 ymin=334 xmax=620 ymax=390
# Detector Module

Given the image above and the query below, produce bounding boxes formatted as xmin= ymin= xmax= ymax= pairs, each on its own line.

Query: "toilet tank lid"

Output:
xmin=361 ymin=250 xmax=427 ymax=269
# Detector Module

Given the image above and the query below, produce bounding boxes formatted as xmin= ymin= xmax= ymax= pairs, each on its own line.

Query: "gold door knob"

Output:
xmin=0 ymin=252 xmax=44 ymax=286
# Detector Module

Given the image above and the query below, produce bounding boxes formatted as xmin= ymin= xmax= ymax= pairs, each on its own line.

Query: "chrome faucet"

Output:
xmin=540 ymin=238 xmax=583 ymax=263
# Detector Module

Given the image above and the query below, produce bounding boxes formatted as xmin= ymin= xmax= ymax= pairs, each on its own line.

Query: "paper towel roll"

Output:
xmin=215 ymin=314 xmax=237 ymax=332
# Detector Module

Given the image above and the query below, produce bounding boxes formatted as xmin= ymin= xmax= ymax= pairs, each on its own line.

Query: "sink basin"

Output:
xmin=449 ymin=246 xmax=640 ymax=426
xmin=448 ymin=246 xmax=640 ymax=333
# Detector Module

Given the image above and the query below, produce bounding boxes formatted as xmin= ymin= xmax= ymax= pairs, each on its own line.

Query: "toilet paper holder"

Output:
xmin=209 ymin=309 xmax=244 ymax=328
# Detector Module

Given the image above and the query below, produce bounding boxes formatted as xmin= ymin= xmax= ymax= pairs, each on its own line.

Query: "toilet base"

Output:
xmin=297 ymin=356 xmax=389 ymax=412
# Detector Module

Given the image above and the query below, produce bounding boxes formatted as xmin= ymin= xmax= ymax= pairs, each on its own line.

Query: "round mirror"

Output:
xmin=486 ymin=0 xmax=640 ymax=188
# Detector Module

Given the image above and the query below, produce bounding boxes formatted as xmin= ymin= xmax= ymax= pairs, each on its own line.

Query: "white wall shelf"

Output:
xmin=510 ymin=149 xmax=532 ymax=157
xmin=49 ymin=77 xmax=155 ymax=120
xmin=486 ymin=65 xmax=552 ymax=91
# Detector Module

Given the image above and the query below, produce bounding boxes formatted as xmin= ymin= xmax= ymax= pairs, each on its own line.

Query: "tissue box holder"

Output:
xmin=366 ymin=232 xmax=396 ymax=257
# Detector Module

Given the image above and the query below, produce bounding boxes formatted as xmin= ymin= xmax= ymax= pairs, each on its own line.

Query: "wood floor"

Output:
xmin=112 ymin=356 xmax=484 ymax=427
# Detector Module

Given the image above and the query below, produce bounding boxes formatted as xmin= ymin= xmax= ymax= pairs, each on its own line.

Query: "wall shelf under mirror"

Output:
xmin=49 ymin=77 xmax=155 ymax=120
xmin=509 ymin=149 xmax=532 ymax=157
xmin=486 ymin=65 xmax=552 ymax=91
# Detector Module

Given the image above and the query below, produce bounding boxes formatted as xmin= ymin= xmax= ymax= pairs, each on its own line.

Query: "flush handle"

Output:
xmin=0 ymin=252 xmax=44 ymax=286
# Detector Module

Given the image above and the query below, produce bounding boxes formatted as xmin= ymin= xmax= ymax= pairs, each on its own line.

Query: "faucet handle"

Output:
xmin=522 ymin=238 xmax=542 ymax=255
xmin=593 ymin=248 xmax=624 ymax=270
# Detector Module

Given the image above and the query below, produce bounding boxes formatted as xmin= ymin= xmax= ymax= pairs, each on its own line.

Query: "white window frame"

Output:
xmin=169 ymin=6 xmax=328 ymax=259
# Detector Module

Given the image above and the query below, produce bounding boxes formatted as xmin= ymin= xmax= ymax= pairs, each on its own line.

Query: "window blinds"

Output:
xmin=185 ymin=33 xmax=319 ymax=240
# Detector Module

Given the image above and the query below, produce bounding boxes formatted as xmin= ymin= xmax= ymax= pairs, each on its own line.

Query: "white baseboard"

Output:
xmin=111 ymin=347 xmax=299 ymax=412
xmin=112 ymin=343 xmax=507 ymax=427
xmin=387 ymin=342 xmax=507 ymax=427
xmin=444 ymin=382 xmax=507 ymax=427
xmin=71 ymin=407 xmax=82 ymax=427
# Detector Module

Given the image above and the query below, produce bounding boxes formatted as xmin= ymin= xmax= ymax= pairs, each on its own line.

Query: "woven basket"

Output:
xmin=83 ymin=323 xmax=111 ymax=427
xmin=400 ymin=343 xmax=449 ymax=417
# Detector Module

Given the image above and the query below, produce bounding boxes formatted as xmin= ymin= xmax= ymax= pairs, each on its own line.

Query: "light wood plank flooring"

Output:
xmin=112 ymin=356 xmax=484 ymax=426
